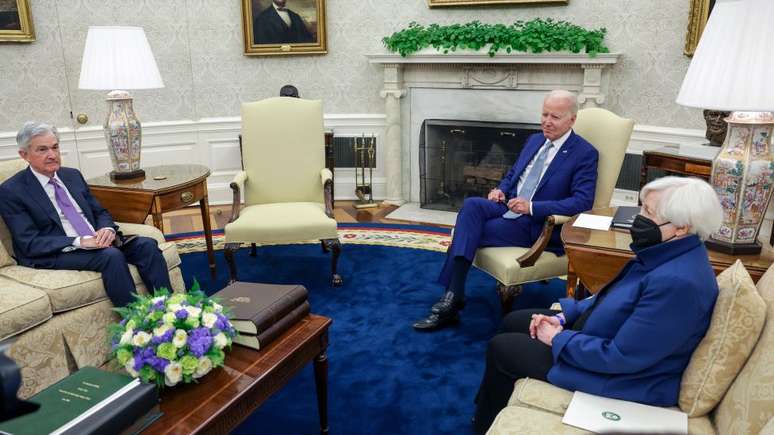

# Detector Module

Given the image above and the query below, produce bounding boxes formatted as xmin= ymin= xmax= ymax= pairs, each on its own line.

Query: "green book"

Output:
xmin=0 ymin=366 xmax=140 ymax=435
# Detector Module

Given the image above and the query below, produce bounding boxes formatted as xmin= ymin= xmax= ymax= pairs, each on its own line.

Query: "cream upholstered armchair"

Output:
xmin=223 ymin=97 xmax=342 ymax=286
xmin=472 ymin=108 xmax=634 ymax=312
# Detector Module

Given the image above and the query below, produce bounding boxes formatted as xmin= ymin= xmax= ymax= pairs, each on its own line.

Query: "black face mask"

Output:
xmin=629 ymin=215 xmax=673 ymax=249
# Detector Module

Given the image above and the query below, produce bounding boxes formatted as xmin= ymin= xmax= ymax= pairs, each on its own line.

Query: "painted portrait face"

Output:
xmin=19 ymin=132 xmax=61 ymax=178
xmin=540 ymin=96 xmax=576 ymax=141
xmin=273 ymin=0 xmax=287 ymax=7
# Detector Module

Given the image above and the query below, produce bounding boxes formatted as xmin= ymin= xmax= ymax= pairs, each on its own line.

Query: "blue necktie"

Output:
xmin=503 ymin=141 xmax=554 ymax=219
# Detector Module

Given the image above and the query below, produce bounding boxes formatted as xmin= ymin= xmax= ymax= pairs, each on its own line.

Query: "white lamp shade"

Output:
xmin=78 ymin=26 xmax=164 ymax=90
xmin=676 ymin=0 xmax=774 ymax=112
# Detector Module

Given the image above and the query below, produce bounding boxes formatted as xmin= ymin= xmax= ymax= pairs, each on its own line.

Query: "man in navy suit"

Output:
xmin=0 ymin=122 xmax=172 ymax=307
xmin=414 ymin=90 xmax=599 ymax=331
xmin=253 ymin=0 xmax=314 ymax=45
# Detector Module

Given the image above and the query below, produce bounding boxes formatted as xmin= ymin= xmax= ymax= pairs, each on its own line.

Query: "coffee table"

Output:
xmin=141 ymin=314 xmax=331 ymax=434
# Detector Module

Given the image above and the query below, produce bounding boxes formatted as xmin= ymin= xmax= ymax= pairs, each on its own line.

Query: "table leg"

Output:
xmin=566 ymin=262 xmax=579 ymax=299
xmin=314 ymin=351 xmax=329 ymax=435
xmin=199 ymin=192 xmax=216 ymax=279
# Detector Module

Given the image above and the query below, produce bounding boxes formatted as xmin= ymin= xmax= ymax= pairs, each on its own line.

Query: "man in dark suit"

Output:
xmin=413 ymin=90 xmax=599 ymax=331
xmin=253 ymin=0 xmax=313 ymax=45
xmin=0 ymin=122 xmax=172 ymax=307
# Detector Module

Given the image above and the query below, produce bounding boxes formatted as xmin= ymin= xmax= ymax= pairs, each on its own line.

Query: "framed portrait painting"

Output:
xmin=0 ymin=0 xmax=34 ymax=42
xmin=242 ymin=0 xmax=326 ymax=56
xmin=428 ymin=0 xmax=567 ymax=6
xmin=684 ymin=0 xmax=715 ymax=56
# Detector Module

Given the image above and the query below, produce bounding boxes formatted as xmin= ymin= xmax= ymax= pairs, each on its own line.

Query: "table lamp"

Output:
xmin=676 ymin=0 xmax=774 ymax=255
xmin=78 ymin=26 xmax=164 ymax=180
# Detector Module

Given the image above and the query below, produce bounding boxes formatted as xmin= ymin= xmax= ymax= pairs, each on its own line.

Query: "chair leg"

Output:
xmin=321 ymin=238 xmax=343 ymax=287
xmin=250 ymin=243 xmax=257 ymax=257
xmin=496 ymin=283 xmax=523 ymax=316
xmin=321 ymin=240 xmax=329 ymax=253
xmin=224 ymin=242 xmax=241 ymax=284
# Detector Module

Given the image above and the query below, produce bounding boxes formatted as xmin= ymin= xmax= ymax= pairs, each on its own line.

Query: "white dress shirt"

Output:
xmin=274 ymin=3 xmax=291 ymax=27
xmin=515 ymin=128 xmax=573 ymax=214
xmin=30 ymin=167 xmax=111 ymax=249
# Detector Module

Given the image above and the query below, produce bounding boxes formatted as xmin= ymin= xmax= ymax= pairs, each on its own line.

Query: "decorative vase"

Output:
xmin=706 ymin=111 xmax=774 ymax=255
xmin=104 ymin=90 xmax=145 ymax=180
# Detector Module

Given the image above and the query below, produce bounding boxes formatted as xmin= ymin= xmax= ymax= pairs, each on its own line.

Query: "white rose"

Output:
xmin=162 ymin=313 xmax=176 ymax=325
xmin=125 ymin=319 xmax=137 ymax=330
xmin=187 ymin=307 xmax=202 ymax=319
xmin=193 ymin=357 xmax=213 ymax=379
xmin=131 ymin=331 xmax=152 ymax=347
xmin=172 ymin=329 xmax=187 ymax=348
xmin=124 ymin=360 xmax=138 ymax=378
xmin=213 ymin=332 xmax=228 ymax=349
xmin=202 ymin=312 xmax=218 ymax=329
xmin=119 ymin=328 xmax=134 ymax=346
xmin=212 ymin=302 xmax=223 ymax=313
xmin=153 ymin=324 xmax=172 ymax=337
xmin=164 ymin=362 xmax=182 ymax=386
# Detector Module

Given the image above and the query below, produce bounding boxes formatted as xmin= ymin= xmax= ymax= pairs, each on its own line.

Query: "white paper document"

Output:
xmin=572 ymin=213 xmax=613 ymax=231
xmin=562 ymin=391 xmax=688 ymax=434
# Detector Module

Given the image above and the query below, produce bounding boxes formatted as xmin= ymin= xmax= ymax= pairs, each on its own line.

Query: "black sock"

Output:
xmin=448 ymin=256 xmax=472 ymax=300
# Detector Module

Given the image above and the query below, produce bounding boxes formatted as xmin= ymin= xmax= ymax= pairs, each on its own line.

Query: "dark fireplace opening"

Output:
xmin=419 ymin=119 xmax=541 ymax=212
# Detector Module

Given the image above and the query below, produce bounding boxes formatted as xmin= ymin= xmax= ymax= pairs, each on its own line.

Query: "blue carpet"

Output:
xmin=179 ymin=235 xmax=565 ymax=434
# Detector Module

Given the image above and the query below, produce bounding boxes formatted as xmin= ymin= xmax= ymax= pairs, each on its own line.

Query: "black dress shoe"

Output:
xmin=430 ymin=291 xmax=465 ymax=314
xmin=412 ymin=310 xmax=460 ymax=331
xmin=413 ymin=291 xmax=464 ymax=331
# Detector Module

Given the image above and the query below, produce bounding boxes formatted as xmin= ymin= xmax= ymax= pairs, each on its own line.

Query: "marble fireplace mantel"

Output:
xmin=366 ymin=50 xmax=621 ymax=204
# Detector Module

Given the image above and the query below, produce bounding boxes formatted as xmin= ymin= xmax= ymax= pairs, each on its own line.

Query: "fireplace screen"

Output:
xmin=419 ymin=119 xmax=541 ymax=212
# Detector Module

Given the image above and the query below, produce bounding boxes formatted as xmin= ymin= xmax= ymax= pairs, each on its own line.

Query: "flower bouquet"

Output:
xmin=109 ymin=282 xmax=237 ymax=387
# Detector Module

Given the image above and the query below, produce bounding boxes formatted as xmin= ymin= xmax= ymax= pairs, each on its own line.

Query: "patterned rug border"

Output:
xmin=169 ymin=223 xmax=452 ymax=255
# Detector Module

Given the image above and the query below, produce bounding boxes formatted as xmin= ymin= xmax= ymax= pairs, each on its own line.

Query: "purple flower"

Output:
xmin=187 ymin=327 xmax=213 ymax=358
xmin=133 ymin=347 xmax=156 ymax=371
xmin=120 ymin=319 xmax=127 ymax=326
xmin=150 ymin=328 xmax=175 ymax=345
xmin=151 ymin=300 xmax=165 ymax=311
xmin=215 ymin=314 xmax=230 ymax=331
xmin=148 ymin=355 xmax=169 ymax=372
xmin=175 ymin=309 xmax=189 ymax=320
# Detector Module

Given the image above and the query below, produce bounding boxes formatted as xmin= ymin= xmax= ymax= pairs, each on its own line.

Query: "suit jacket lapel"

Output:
xmin=23 ymin=167 xmax=64 ymax=232
xmin=534 ymin=131 xmax=577 ymax=194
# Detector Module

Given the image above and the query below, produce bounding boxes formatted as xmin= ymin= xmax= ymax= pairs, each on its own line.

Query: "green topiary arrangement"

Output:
xmin=382 ymin=18 xmax=609 ymax=58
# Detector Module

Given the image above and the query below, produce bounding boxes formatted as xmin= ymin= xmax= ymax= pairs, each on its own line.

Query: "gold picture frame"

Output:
xmin=0 ymin=0 xmax=35 ymax=42
xmin=428 ymin=0 xmax=567 ymax=6
xmin=242 ymin=0 xmax=326 ymax=56
xmin=684 ymin=0 xmax=715 ymax=56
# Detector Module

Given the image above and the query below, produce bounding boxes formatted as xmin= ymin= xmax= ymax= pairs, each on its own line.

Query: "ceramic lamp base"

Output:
xmin=110 ymin=169 xmax=145 ymax=181
xmin=705 ymin=237 xmax=762 ymax=255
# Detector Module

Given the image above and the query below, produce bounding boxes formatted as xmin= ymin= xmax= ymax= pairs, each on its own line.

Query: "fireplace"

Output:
xmin=419 ymin=119 xmax=541 ymax=211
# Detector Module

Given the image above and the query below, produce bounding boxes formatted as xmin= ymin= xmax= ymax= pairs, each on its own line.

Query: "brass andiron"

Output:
xmin=354 ymin=134 xmax=378 ymax=209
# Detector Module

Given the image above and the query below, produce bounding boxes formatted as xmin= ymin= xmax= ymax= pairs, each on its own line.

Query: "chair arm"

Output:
xmin=116 ymin=222 xmax=166 ymax=244
xmin=516 ymin=215 xmax=571 ymax=268
xmin=321 ymin=168 xmax=334 ymax=218
xmin=228 ymin=171 xmax=248 ymax=223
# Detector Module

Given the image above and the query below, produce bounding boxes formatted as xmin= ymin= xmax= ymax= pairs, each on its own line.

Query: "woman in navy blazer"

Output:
xmin=472 ymin=176 xmax=722 ymax=433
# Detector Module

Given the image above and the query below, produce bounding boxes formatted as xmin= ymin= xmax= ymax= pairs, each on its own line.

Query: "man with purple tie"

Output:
xmin=0 ymin=122 xmax=171 ymax=307
xmin=413 ymin=91 xmax=599 ymax=331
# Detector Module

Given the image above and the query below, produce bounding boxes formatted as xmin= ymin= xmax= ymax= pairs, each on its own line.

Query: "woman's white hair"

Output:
xmin=16 ymin=121 xmax=59 ymax=151
xmin=640 ymin=176 xmax=722 ymax=240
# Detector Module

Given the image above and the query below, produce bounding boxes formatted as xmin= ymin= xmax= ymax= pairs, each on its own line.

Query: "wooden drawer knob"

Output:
xmin=181 ymin=191 xmax=194 ymax=203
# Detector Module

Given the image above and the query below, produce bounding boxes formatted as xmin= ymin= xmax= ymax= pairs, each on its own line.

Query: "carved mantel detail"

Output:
xmin=366 ymin=50 xmax=621 ymax=203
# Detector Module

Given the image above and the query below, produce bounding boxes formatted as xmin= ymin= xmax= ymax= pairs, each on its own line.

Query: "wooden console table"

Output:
xmin=87 ymin=164 xmax=215 ymax=278
xmin=142 ymin=314 xmax=332 ymax=434
xmin=561 ymin=207 xmax=774 ymax=298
